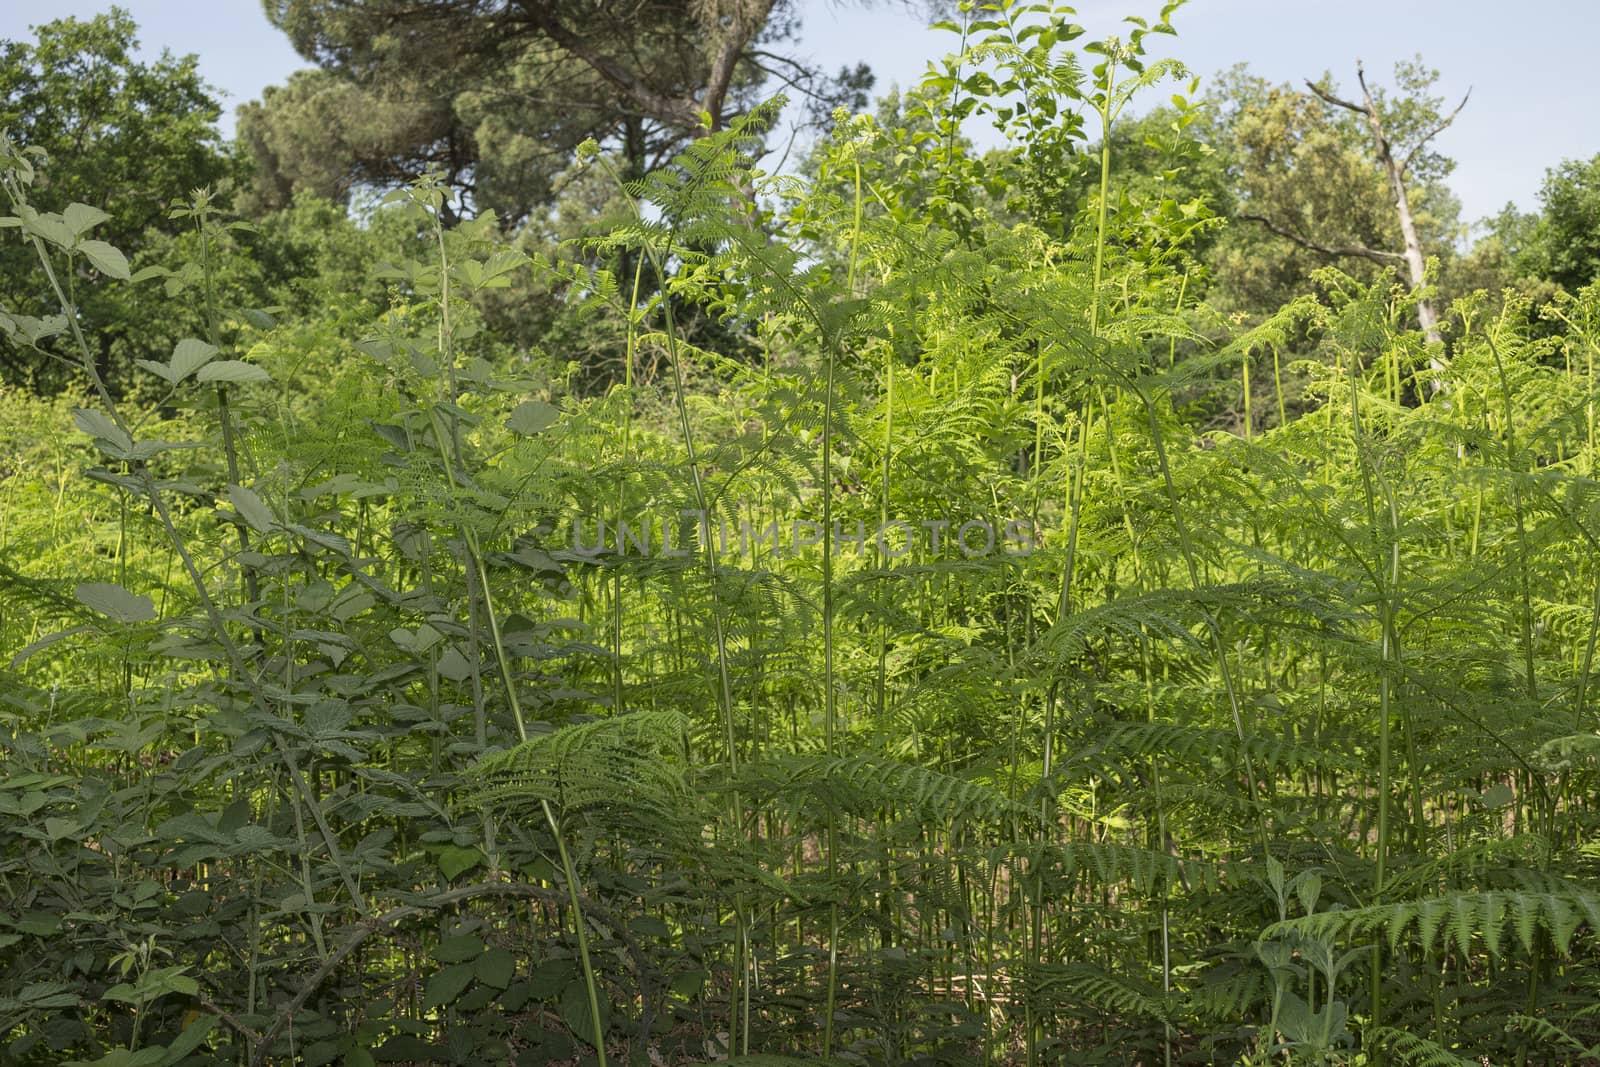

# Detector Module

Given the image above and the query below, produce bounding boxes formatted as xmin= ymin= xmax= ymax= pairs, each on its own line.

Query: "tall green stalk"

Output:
xmin=1344 ymin=338 xmax=1403 ymax=1054
xmin=822 ymin=153 xmax=864 ymax=1059
xmin=543 ymin=800 xmax=607 ymax=1067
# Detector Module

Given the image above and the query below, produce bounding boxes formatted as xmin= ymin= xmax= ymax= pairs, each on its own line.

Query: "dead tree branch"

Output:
xmin=1237 ymin=212 xmax=1405 ymax=265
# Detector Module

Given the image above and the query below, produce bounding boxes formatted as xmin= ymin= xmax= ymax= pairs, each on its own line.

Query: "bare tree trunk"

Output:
xmin=1354 ymin=68 xmax=1439 ymax=344
xmin=1304 ymin=65 xmax=1469 ymax=348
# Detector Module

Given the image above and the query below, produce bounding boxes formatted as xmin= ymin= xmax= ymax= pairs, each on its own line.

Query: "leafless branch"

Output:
xmin=1304 ymin=78 xmax=1367 ymax=116
xmin=197 ymin=994 xmax=262 ymax=1045
xmin=249 ymin=881 xmax=657 ymax=1067
xmin=746 ymin=54 xmax=835 ymax=105
xmin=1401 ymin=87 xmax=1472 ymax=175
xmin=749 ymin=48 xmax=822 ymax=79
xmin=1238 ymin=212 xmax=1404 ymax=265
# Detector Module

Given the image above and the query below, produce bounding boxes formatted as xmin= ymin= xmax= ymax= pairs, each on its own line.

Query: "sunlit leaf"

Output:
xmin=197 ymin=359 xmax=271 ymax=383
xmin=74 ymin=582 xmax=156 ymax=623
xmin=77 ymin=239 xmax=130 ymax=280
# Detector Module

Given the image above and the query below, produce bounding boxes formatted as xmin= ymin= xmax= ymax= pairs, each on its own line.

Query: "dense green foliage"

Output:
xmin=2 ymin=2 xmax=1600 ymax=1066
xmin=0 ymin=9 xmax=235 ymax=391
xmin=242 ymin=0 xmax=874 ymax=222
xmin=1190 ymin=61 xmax=1463 ymax=319
xmin=1485 ymin=154 xmax=1600 ymax=296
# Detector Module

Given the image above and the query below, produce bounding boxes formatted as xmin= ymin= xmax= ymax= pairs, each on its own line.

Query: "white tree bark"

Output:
xmin=1304 ymin=65 xmax=1469 ymax=347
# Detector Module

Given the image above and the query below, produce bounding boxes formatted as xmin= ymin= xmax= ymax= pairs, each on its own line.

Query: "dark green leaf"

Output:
xmin=433 ymin=934 xmax=485 ymax=963
xmin=436 ymin=844 xmax=484 ymax=880
xmin=476 ymin=947 xmax=514 ymax=990
xmin=558 ymin=980 xmax=608 ymax=1049
xmin=421 ymin=962 xmax=476 ymax=1009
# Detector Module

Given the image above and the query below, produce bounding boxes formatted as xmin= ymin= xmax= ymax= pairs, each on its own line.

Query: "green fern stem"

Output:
xmin=542 ymin=799 xmax=607 ymax=1067
xmin=613 ymin=252 xmax=647 ymax=717
xmin=821 ymin=153 xmax=863 ymax=1061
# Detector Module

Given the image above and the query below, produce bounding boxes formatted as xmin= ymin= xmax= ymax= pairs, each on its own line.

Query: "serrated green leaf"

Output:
xmin=476 ymin=947 xmax=514 ymax=989
xmin=435 ymin=647 xmax=473 ymax=682
xmin=44 ymin=816 xmax=83 ymax=840
xmin=421 ymin=961 xmax=475 ymax=1008
xmin=75 ymin=582 xmax=157 ymax=623
xmin=285 ymin=523 xmax=351 ymax=554
xmin=78 ymin=239 xmax=130 ymax=280
xmin=17 ymin=981 xmax=77 ymax=1009
xmin=527 ymin=959 xmax=574 ymax=1000
xmin=506 ymin=400 xmax=558 ymax=435
xmin=170 ymin=338 xmax=218 ymax=381
xmin=228 ymin=485 xmax=276 ymax=534
xmin=558 ymin=979 xmax=608 ymax=1048
xmin=412 ymin=622 xmax=443 ymax=653
xmin=134 ymin=359 xmax=177 ymax=384
xmin=71 ymin=407 xmax=132 ymax=454
xmin=436 ymin=844 xmax=483 ymax=880
xmin=22 ymin=208 xmax=75 ymax=248
xmin=197 ymin=359 xmax=271 ymax=383
xmin=101 ymin=966 xmax=195 ymax=1004
xmin=63 ymin=202 xmax=111 ymax=236
xmin=433 ymin=934 xmax=486 ymax=963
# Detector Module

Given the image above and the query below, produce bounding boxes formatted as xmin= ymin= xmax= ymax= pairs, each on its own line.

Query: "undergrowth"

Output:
xmin=1 ymin=2 xmax=1599 ymax=1065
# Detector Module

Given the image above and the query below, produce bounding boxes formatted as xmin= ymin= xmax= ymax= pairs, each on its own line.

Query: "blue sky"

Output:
xmin=3 ymin=1 xmax=1594 ymax=229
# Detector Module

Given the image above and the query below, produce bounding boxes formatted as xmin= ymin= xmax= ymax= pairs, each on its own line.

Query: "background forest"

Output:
xmin=2 ymin=1 xmax=1600 ymax=1065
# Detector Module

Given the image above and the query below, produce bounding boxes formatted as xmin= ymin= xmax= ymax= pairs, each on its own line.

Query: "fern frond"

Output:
xmin=740 ymin=752 xmax=1029 ymax=827
xmin=1024 ymin=962 xmax=1175 ymax=1024
xmin=1370 ymin=1027 xmax=1479 ymax=1067
xmin=1502 ymin=1015 xmax=1599 ymax=1059
xmin=462 ymin=710 xmax=689 ymax=822
xmin=1264 ymin=889 xmax=1600 ymax=959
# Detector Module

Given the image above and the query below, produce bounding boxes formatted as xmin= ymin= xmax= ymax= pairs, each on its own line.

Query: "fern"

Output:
xmin=462 ymin=710 xmax=690 ymax=821
xmin=1504 ymin=1014 xmax=1600 ymax=1060
xmin=1370 ymin=1027 xmax=1480 ymax=1067
xmin=739 ymin=752 xmax=1029 ymax=827
xmin=1023 ymin=962 xmax=1176 ymax=1025
xmin=1264 ymin=889 xmax=1600 ymax=959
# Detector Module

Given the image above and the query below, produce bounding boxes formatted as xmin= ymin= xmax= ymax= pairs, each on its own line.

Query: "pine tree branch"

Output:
xmin=519 ymin=4 xmax=700 ymax=130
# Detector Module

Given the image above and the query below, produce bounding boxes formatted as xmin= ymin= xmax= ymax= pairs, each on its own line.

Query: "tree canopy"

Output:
xmin=0 ymin=8 xmax=232 ymax=240
xmin=241 ymin=0 xmax=874 ymax=223
xmin=1510 ymin=153 xmax=1600 ymax=292
xmin=1196 ymin=61 xmax=1462 ymax=319
xmin=0 ymin=9 xmax=238 ymax=389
